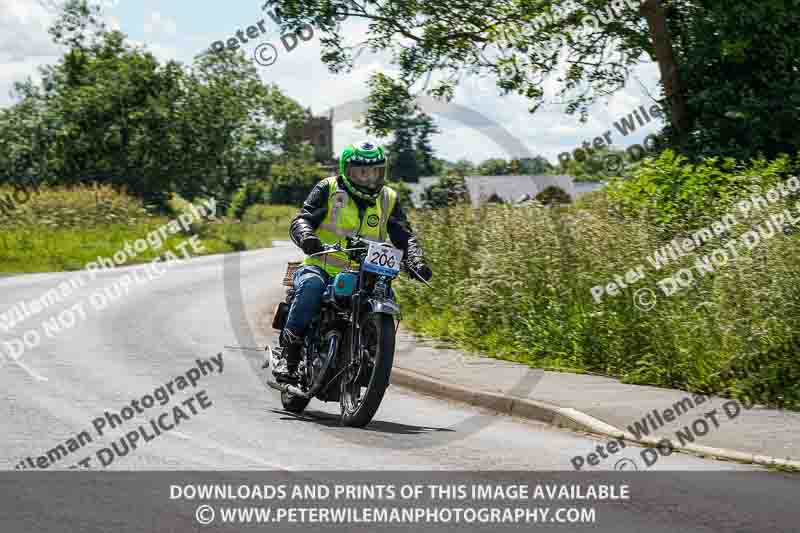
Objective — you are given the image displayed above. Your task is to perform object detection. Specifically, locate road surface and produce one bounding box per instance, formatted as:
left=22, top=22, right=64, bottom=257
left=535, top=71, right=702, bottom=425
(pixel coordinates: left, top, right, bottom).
left=1, top=247, right=798, bottom=532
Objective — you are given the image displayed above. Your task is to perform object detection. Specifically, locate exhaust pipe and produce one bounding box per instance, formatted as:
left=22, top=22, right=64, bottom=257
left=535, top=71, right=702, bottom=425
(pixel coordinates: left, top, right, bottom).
left=267, top=379, right=306, bottom=397
left=267, top=332, right=340, bottom=400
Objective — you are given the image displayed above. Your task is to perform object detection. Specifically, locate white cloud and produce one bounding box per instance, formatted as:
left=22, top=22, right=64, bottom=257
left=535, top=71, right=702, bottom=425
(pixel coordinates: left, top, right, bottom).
left=106, top=15, right=122, bottom=32
left=0, top=0, right=59, bottom=61
left=0, top=1, right=62, bottom=106
left=143, top=11, right=177, bottom=38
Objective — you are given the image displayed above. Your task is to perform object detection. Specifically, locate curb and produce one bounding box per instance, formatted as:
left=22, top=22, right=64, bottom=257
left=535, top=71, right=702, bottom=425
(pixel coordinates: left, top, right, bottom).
left=391, top=366, right=800, bottom=471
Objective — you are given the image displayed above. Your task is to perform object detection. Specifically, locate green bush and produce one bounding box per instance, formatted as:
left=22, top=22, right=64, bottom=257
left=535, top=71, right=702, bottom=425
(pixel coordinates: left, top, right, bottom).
left=228, top=181, right=270, bottom=219
left=535, top=185, right=572, bottom=205
left=268, top=160, right=328, bottom=205
left=198, top=203, right=296, bottom=250
left=606, top=150, right=797, bottom=229
left=386, top=180, right=413, bottom=210
left=422, top=174, right=470, bottom=208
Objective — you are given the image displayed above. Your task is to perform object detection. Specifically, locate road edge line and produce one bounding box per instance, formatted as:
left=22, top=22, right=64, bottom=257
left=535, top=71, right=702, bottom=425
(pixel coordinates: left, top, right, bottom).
left=391, top=366, right=800, bottom=470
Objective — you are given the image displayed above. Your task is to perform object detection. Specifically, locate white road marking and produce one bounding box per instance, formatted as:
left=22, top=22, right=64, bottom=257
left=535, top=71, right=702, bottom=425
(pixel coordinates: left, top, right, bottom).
left=164, top=430, right=292, bottom=470
left=7, top=357, right=48, bottom=381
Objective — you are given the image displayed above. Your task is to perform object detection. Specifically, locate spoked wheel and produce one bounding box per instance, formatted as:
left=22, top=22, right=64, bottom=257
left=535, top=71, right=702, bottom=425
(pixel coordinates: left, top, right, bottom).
left=340, top=313, right=395, bottom=428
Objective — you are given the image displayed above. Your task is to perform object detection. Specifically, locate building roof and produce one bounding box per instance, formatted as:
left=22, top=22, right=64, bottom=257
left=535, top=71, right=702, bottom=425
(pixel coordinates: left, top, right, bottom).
left=407, top=175, right=578, bottom=207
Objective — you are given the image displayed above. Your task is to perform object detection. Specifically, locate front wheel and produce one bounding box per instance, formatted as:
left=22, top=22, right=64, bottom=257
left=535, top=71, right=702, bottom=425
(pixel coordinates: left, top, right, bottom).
left=280, top=353, right=311, bottom=414
left=281, top=390, right=310, bottom=413
left=340, top=313, right=395, bottom=428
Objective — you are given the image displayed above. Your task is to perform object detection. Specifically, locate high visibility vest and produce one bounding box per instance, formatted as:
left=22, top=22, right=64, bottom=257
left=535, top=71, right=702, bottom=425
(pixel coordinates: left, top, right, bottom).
left=303, top=177, right=398, bottom=276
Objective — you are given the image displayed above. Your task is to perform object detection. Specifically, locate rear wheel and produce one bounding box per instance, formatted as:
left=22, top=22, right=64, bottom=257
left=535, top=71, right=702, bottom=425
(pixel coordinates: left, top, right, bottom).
left=340, top=313, right=395, bottom=427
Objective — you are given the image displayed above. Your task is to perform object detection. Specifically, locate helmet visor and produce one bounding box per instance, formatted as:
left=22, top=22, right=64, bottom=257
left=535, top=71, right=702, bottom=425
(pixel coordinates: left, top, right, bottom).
left=346, top=164, right=386, bottom=192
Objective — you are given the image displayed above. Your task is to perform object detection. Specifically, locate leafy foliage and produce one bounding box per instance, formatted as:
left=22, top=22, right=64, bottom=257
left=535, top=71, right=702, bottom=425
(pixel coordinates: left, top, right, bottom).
left=476, top=158, right=514, bottom=176
left=386, top=180, right=414, bottom=210
left=422, top=174, right=470, bottom=208
left=0, top=0, right=306, bottom=209
left=535, top=185, right=572, bottom=205
left=474, top=157, right=556, bottom=176
left=519, top=156, right=555, bottom=175
left=269, top=0, right=800, bottom=167
left=267, top=159, right=329, bottom=205
left=444, top=159, right=476, bottom=177
left=606, top=150, right=798, bottom=228
left=228, top=181, right=271, bottom=219
left=669, top=0, right=800, bottom=161
left=363, top=73, right=439, bottom=182
left=266, top=0, right=648, bottom=120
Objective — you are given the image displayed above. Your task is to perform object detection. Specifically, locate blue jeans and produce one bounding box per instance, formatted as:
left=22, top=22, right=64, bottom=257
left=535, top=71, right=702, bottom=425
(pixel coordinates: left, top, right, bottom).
left=284, top=265, right=330, bottom=337
left=283, top=265, right=397, bottom=340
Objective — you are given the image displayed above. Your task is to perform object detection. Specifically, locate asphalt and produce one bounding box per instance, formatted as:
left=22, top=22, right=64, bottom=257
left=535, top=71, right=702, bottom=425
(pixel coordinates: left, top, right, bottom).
left=1, top=246, right=799, bottom=532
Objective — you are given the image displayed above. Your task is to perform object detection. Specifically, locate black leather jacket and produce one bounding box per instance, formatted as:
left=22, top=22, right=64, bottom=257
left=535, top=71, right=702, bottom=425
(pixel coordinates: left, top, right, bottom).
left=289, top=176, right=426, bottom=265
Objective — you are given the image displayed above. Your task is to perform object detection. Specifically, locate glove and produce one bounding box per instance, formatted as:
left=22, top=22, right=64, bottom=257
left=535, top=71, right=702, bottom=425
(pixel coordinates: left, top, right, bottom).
left=300, top=235, right=324, bottom=256
left=410, top=261, right=433, bottom=282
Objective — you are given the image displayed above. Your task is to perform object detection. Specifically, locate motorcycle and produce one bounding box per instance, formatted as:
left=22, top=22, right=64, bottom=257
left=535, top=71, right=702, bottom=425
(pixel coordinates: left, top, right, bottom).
left=265, top=236, right=430, bottom=428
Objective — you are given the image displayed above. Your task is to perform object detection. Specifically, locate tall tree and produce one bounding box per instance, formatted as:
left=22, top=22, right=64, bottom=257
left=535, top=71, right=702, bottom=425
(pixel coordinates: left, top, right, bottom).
left=388, top=115, right=419, bottom=181
left=363, top=73, right=439, bottom=182
left=0, top=0, right=306, bottom=206
left=519, top=156, right=554, bottom=174
left=476, top=158, right=512, bottom=176
left=415, top=114, right=438, bottom=176
left=266, top=0, right=800, bottom=160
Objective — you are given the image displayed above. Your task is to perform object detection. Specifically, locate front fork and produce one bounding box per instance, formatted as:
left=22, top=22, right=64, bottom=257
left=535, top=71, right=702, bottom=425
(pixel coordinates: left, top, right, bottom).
left=347, top=276, right=401, bottom=384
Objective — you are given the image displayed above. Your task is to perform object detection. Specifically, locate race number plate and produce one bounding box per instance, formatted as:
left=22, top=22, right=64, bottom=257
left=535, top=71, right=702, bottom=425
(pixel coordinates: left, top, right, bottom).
left=363, top=242, right=404, bottom=276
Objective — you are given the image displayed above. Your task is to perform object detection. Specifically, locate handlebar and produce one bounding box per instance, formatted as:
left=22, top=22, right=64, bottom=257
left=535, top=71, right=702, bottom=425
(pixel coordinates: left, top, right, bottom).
left=307, top=242, right=367, bottom=258
left=308, top=238, right=433, bottom=289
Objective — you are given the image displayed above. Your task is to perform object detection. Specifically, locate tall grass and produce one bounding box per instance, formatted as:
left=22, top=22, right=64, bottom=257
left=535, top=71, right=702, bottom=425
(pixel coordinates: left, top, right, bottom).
left=0, top=183, right=152, bottom=229
left=0, top=185, right=295, bottom=272
left=397, top=192, right=800, bottom=408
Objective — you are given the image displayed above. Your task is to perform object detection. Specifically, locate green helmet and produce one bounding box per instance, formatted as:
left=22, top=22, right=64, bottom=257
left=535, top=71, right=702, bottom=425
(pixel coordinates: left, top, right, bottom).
left=339, top=140, right=387, bottom=202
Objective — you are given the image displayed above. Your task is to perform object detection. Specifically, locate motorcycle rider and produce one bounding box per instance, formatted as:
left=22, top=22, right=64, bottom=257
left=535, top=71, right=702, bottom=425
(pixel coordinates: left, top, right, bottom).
left=273, top=140, right=433, bottom=385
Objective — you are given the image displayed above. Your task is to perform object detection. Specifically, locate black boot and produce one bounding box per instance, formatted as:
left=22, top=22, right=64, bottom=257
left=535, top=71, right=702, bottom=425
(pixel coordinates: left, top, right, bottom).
left=273, top=329, right=303, bottom=385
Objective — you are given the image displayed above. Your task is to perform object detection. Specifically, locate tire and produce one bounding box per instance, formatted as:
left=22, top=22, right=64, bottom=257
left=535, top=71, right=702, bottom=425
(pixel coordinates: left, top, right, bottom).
left=340, top=313, right=395, bottom=428
left=281, top=390, right=311, bottom=413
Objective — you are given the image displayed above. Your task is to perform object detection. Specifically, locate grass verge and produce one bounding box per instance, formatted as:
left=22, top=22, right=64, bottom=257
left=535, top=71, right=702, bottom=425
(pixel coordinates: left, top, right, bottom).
left=0, top=185, right=293, bottom=273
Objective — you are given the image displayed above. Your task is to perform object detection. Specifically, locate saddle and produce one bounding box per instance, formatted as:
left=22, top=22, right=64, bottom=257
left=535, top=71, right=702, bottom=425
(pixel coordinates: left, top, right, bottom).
left=272, top=262, right=301, bottom=330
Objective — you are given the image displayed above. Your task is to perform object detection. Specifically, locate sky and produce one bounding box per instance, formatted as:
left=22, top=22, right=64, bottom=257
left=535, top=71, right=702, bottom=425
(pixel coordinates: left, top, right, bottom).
left=0, top=0, right=665, bottom=165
